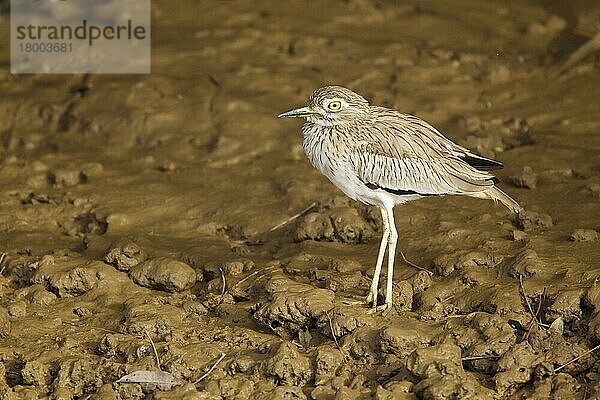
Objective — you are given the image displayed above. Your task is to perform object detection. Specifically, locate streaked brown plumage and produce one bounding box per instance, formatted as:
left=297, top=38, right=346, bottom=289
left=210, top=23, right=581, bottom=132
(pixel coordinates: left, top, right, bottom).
left=279, top=85, right=521, bottom=311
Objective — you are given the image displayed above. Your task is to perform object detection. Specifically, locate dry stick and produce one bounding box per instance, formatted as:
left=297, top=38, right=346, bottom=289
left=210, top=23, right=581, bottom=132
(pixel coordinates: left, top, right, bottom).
left=0, top=253, right=6, bottom=275
left=325, top=310, right=343, bottom=357
left=230, top=265, right=279, bottom=291
left=61, top=321, right=120, bottom=335
left=461, top=355, right=500, bottom=361
left=519, top=275, right=536, bottom=318
left=524, top=292, right=544, bottom=341
left=193, top=352, right=226, bottom=384
left=554, top=343, right=600, bottom=373
left=145, top=330, right=161, bottom=371
left=400, top=251, right=433, bottom=276
left=268, top=202, right=317, bottom=232
left=218, top=267, right=226, bottom=295
left=573, top=27, right=595, bottom=39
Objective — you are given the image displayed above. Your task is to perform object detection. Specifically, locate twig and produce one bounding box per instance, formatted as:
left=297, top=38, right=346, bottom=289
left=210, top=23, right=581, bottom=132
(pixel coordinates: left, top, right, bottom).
left=573, top=27, right=595, bottom=39
left=554, top=343, right=600, bottom=373
left=461, top=355, right=500, bottom=361
left=0, top=253, right=6, bottom=275
left=145, top=330, right=161, bottom=371
left=519, top=275, right=535, bottom=317
left=268, top=202, right=317, bottom=232
left=552, top=30, right=600, bottom=77
left=218, top=267, right=226, bottom=295
left=193, top=352, right=226, bottom=384
left=440, top=295, right=455, bottom=303
left=325, top=310, right=343, bottom=357
left=230, top=265, right=279, bottom=291
left=400, top=251, right=433, bottom=276
left=61, top=321, right=120, bottom=335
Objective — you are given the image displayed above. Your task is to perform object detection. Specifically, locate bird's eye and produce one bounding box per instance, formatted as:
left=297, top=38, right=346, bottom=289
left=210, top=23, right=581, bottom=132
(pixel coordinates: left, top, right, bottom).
left=327, top=100, right=342, bottom=112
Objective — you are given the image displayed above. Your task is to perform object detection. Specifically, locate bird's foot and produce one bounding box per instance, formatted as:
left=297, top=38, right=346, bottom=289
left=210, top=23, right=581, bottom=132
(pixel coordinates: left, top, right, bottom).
left=342, top=292, right=377, bottom=307
left=367, top=302, right=393, bottom=316
left=342, top=298, right=368, bottom=306
left=366, top=291, right=376, bottom=306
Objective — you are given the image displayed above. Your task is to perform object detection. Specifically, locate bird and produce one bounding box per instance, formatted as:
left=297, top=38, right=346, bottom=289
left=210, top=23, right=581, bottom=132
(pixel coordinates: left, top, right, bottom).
left=278, top=85, right=521, bottom=312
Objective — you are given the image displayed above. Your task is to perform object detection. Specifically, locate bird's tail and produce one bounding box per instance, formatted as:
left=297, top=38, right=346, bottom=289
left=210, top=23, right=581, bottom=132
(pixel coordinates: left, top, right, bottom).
left=485, top=186, right=522, bottom=213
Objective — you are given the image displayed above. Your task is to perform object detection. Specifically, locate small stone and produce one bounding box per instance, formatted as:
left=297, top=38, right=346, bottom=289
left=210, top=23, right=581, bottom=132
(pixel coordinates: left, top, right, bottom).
left=129, top=257, right=197, bottom=293
left=571, top=229, right=599, bottom=242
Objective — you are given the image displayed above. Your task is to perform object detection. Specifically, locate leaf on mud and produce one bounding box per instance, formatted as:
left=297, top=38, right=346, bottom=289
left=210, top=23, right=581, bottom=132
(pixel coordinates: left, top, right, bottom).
left=549, top=317, right=564, bottom=335
left=116, top=370, right=184, bottom=391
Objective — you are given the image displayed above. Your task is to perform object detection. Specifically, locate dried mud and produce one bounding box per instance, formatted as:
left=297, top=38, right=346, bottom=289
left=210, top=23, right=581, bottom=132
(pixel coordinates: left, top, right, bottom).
left=1, top=0, right=600, bottom=399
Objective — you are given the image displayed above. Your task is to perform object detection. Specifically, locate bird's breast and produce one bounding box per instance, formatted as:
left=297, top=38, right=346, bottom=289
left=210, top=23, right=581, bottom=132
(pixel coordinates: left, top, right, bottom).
left=302, top=123, right=343, bottom=176
left=302, top=123, right=362, bottom=201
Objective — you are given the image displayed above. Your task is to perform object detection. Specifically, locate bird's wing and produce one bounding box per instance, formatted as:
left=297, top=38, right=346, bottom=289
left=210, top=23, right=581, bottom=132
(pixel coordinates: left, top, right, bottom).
left=399, top=113, right=504, bottom=171
left=348, top=109, right=497, bottom=195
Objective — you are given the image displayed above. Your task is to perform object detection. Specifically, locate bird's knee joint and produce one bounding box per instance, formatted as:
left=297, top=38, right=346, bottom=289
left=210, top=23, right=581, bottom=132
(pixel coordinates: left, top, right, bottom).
left=388, top=231, right=398, bottom=242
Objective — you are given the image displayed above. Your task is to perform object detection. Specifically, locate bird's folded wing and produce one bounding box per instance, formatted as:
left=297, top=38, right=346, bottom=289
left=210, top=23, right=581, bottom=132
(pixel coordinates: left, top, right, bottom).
left=349, top=114, right=496, bottom=195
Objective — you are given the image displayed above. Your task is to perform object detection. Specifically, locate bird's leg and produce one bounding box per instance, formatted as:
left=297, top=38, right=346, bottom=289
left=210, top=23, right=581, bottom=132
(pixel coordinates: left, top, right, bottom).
left=367, top=207, right=389, bottom=307
left=380, top=207, right=398, bottom=313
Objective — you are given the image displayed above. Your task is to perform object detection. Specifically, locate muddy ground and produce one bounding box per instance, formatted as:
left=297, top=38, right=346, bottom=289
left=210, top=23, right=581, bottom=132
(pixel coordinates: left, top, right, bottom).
left=1, top=0, right=600, bottom=399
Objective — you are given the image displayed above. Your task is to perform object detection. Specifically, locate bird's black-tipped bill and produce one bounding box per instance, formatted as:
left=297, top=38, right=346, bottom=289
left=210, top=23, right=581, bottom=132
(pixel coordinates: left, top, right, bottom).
left=277, top=106, right=315, bottom=118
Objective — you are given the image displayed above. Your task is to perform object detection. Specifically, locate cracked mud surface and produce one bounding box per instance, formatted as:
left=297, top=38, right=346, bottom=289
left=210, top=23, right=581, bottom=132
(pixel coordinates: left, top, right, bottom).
left=1, top=0, right=600, bottom=399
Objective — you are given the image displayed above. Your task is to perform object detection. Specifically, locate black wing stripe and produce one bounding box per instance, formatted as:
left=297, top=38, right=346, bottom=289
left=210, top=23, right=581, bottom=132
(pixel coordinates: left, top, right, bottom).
left=364, top=182, right=436, bottom=197
left=460, top=154, right=504, bottom=171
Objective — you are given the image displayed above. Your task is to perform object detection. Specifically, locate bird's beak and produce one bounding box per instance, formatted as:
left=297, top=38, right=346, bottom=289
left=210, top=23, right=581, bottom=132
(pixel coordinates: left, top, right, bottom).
left=278, top=106, right=315, bottom=118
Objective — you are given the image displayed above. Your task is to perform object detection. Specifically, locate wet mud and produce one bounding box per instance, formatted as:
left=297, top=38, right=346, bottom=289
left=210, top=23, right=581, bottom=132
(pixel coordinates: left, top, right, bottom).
left=1, top=0, right=600, bottom=399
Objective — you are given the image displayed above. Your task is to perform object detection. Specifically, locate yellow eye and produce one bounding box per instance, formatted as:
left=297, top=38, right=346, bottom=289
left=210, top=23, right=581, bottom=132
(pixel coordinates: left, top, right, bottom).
left=327, top=100, right=342, bottom=112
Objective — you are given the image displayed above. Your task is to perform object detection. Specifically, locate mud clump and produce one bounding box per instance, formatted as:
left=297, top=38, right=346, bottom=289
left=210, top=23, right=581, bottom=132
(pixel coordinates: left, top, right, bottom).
left=30, top=254, right=109, bottom=297
left=120, top=297, right=186, bottom=339
left=129, top=257, right=197, bottom=293
left=432, top=249, right=500, bottom=277
left=253, top=276, right=334, bottom=338
left=262, top=341, right=313, bottom=386
left=407, top=343, right=497, bottom=399
left=495, top=342, right=543, bottom=396
left=0, top=307, right=10, bottom=338
left=514, top=210, right=554, bottom=231
left=294, top=206, right=375, bottom=243
left=104, top=238, right=148, bottom=271
left=509, top=166, right=538, bottom=189
left=506, top=249, right=546, bottom=278
left=570, top=228, right=599, bottom=242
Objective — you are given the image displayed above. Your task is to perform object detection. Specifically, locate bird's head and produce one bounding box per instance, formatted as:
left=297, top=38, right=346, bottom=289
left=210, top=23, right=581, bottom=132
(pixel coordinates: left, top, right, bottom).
left=278, top=86, right=370, bottom=126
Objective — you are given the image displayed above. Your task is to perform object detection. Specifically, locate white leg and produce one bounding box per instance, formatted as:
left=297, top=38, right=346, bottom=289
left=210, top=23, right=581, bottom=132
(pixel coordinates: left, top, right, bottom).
left=367, top=207, right=389, bottom=307
left=384, top=206, right=398, bottom=310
